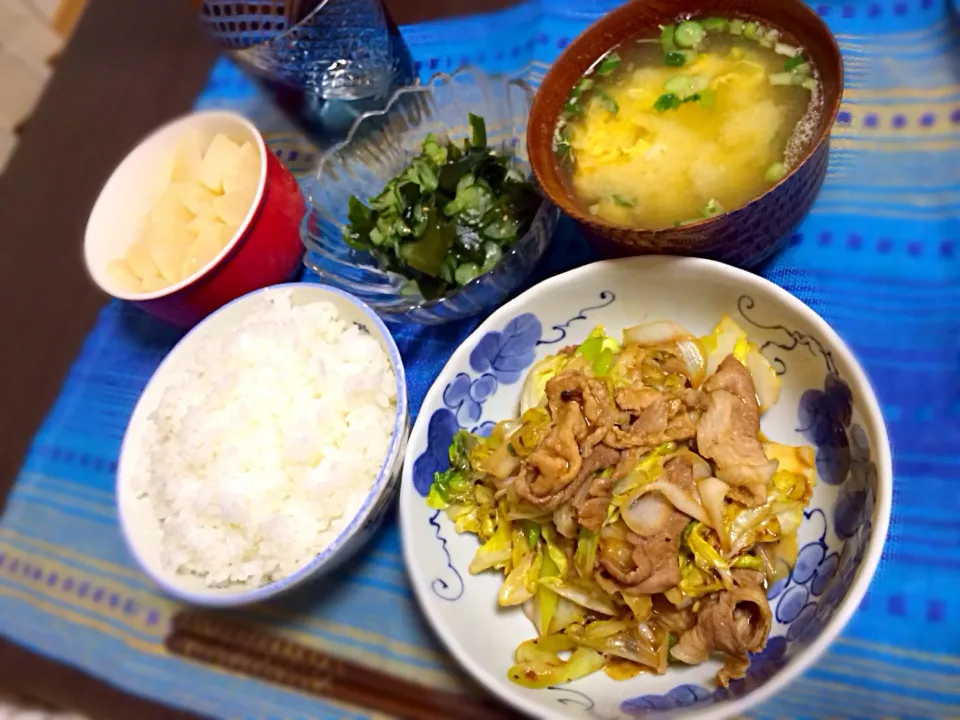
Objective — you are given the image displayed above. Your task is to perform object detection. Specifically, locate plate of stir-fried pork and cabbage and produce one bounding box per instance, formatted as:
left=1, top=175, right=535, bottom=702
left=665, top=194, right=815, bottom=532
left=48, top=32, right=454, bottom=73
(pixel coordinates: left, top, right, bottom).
left=423, top=316, right=817, bottom=689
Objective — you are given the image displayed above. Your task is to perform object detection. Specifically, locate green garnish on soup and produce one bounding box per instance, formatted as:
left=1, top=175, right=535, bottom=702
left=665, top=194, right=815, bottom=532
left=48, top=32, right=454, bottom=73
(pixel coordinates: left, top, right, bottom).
left=553, top=15, right=821, bottom=230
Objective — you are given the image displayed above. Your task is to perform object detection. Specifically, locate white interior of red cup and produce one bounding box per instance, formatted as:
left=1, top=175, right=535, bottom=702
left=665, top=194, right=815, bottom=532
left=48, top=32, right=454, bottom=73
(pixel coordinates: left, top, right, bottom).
left=83, top=110, right=267, bottom=301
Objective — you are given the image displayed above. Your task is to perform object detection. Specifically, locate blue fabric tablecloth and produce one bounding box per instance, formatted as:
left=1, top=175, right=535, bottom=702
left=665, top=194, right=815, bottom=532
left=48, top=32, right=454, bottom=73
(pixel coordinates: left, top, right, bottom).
left=1, top=1, right=958, bottom=718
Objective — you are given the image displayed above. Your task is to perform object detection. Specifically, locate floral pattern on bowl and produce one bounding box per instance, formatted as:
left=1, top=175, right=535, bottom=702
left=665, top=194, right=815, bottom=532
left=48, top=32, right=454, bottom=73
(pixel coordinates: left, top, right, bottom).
left=400, top=257, right=891, bottom=720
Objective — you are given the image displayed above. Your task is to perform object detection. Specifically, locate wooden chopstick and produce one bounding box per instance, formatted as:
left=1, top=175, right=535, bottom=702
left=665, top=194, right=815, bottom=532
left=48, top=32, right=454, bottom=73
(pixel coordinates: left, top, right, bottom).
left=167, top=611, right=522, bottom=720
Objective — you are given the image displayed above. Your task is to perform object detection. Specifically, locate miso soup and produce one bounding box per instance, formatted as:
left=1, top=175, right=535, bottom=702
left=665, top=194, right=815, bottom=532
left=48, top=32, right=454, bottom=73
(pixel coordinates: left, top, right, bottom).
left=554, top=17, right=822, bottom=230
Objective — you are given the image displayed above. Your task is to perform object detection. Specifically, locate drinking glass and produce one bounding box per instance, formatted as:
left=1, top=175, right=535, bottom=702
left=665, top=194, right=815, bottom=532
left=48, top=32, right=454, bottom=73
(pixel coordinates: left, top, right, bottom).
left=199, top=0, right=417, bottom=148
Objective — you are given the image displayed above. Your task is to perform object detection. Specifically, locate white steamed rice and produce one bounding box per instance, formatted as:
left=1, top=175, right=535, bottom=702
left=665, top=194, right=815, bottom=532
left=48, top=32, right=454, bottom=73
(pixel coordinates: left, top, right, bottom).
left=135, top=289, right=397, bottom=588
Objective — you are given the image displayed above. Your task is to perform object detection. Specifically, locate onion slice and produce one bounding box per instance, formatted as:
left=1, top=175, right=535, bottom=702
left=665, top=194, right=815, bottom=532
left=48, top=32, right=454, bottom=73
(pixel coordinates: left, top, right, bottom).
left=626, top=480, right=710, bottom=527
left=676, top=338, right=707, bottom=387
left=623, top=321, right=693, bottom=347
left=696, top=476, right=730, bottom=550
left=622, top=491, right=673, bottom=536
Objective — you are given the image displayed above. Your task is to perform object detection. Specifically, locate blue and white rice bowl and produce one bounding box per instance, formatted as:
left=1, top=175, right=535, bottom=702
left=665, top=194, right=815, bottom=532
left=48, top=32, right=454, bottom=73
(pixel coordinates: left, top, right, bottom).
left=399, top=257, right=890, bottom=720
left=117, top=283, right=409, bottom=607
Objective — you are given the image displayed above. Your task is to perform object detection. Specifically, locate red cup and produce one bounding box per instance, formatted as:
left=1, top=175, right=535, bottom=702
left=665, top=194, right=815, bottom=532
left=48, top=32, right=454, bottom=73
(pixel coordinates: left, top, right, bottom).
left=84, top=110, right=305, bottom=327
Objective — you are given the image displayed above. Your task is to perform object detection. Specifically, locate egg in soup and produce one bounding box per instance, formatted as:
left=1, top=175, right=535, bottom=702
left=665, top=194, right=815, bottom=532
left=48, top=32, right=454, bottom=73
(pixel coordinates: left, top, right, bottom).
left=555, top=17, right=823, bottom=230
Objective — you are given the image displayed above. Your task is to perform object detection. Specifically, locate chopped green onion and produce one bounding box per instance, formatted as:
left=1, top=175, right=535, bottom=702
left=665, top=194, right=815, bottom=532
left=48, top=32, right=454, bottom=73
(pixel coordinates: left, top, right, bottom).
left=765, top=162, right=787, bottom=182
left=612, top=194, right=636, bottom=208
left=653, top=93, right=681, bottom=112
left=743, top=21, right=760, bottom=39
left=783, top=54, right=807, bottom=71
left=701, top=17, right=728, bottom=31
left=597, top=90, right=619, bottom=114
left=664, top=74, right=708, bottom=100
left=702, top=198, right=725, bottom=217
left=729, top=18, right=744, bottom=35
left=660, top=24, right=676, bottom=53
left=573, top=77, right=595, bottom=95
left=731, top=554, right=764, bottom=570
left=765, top=28, right=781, bottom=44
left=801, top=77, right=818, bottom=91
left=775, top=42, right=801, bottom=57
left=596, top=51, right=620, bottom=76
left=698, top=87, right=717, bottom=108
left=563, top=97, right=582, bottom=116
left=769, top=72, right=796, bottom=86
left=675, top=20, right=705, bottom=48
left=790, top=62, right=812, bottom=77
left=664, top=50, right=687, bottom=67
left=455, top=262, right=481, bottom=286
left=524, top=521, right=542, bottom=548
left=594, top=348, right=615, bottom=377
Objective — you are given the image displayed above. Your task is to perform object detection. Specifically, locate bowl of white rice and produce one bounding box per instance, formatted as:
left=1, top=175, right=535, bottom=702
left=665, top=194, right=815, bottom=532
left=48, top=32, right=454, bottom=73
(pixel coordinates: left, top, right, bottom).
left=116, top=283, right=408, bottom=606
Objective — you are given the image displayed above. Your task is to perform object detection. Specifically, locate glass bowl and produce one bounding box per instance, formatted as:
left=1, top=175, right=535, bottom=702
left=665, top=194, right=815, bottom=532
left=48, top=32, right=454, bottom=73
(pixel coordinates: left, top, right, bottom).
left=301, top=66, right=560, bottom=325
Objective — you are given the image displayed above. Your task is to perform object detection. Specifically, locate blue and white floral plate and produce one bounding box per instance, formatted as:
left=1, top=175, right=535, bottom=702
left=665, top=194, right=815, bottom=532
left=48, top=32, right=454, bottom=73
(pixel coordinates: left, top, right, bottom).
left=399, top=257, right=891, bottom=720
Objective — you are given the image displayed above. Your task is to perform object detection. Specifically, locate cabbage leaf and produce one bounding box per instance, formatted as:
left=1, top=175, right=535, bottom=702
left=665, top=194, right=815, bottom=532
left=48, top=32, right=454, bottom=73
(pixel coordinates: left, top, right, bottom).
left=427, top=430, right=477, bottom=509
left=610, top=442, right=674, bottom=508
left=684, top=521, right=733, bottom=590
left=574, top=527, right=600, bottom=578
left=519, top=354, right=570, bottom=414
left=508, top=637, right=606, bottom=689
left=575, top=325, right=622, bottom=377
left=469, top=506, right=512, bottom=574
left=499, top=546, right=541, bottom=606
left=539, top=576, right=619, bottom=615
left=541, top=524, right=570, bottom=578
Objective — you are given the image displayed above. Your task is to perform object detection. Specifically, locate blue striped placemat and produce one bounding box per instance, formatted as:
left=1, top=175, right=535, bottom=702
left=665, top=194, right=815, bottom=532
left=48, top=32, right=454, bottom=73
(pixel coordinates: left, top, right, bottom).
left=0, top=1, right=958, bottom=718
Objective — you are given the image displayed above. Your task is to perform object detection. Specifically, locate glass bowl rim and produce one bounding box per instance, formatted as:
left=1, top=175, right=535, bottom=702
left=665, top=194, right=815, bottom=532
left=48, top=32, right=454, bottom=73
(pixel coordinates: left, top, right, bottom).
left=302, top=64, right=554, bottom=316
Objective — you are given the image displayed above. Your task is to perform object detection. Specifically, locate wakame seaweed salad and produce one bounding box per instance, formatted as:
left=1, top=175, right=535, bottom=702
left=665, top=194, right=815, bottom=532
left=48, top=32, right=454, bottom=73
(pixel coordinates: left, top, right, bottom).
left=342, top=114, right=541, bottom=300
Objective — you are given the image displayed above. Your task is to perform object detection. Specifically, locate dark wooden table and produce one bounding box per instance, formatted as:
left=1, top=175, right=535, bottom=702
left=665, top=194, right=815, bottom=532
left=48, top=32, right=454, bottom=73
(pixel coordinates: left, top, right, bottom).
left=0, top=0, right=513, bottom=717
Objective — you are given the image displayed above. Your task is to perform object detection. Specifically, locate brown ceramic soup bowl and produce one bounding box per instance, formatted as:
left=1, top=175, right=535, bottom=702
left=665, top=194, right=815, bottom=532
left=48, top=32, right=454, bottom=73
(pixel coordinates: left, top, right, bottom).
left=527, top=0, right=843, bottom=268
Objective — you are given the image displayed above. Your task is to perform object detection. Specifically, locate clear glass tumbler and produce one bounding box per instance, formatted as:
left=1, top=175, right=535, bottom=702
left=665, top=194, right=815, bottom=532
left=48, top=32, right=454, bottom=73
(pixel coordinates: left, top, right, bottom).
left=199, top=0, right=417, bottom=148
